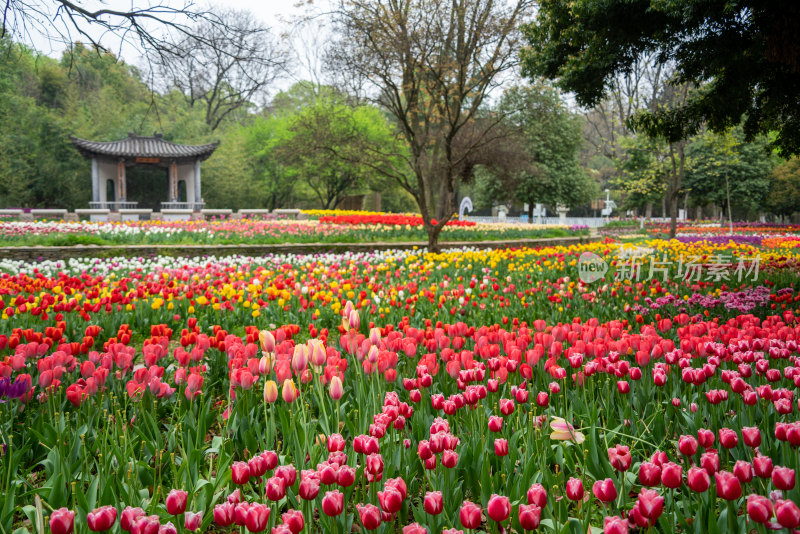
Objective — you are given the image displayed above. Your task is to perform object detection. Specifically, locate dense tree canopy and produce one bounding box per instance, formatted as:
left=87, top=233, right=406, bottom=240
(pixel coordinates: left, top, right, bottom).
left=521, top=1, right=800, bottom=156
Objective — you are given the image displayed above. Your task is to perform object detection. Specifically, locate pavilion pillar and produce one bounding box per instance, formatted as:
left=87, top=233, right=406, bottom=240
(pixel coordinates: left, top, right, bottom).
left=117, top=160, right=126, bottom=201
left=193, top=160, right=202, bottom=207
left=169, top=161, right=178, bottom=203
left=91, top=158, right=99, bottom=203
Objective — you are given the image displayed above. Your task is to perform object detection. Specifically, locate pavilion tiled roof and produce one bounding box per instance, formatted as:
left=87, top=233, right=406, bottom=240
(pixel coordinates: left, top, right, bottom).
left=70, top=133, right=219, bottom=161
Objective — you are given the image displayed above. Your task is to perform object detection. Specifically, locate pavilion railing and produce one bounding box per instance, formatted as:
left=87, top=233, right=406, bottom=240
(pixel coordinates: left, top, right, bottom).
left=89, top=201, right=139, bottom=212
left=160, top=201, right=205, bottom=211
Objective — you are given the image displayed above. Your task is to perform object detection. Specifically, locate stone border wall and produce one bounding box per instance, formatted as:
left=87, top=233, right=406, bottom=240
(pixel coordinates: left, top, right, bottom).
left=0, top=236, right=597, bottom=261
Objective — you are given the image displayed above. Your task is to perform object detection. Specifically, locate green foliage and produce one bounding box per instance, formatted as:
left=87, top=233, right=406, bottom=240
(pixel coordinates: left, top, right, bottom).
left=521, top=1, right=800, bottom=155
left=767, top=158, right=800, bottom=219
left=612, top=135, right=669, bottom=210
left=684, top=127, right=776, bottom=217
left=480, top=84, right=598, bottom=211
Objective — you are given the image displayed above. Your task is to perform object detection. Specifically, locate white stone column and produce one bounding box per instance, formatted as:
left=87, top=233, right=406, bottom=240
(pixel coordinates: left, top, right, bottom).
left=117, top=160, right=126, bottom=201
left=169, top=162, right=178, bottom=202
left=194, top=160, right=202, bottom=207
left=91, top=158, right=99, bottom=204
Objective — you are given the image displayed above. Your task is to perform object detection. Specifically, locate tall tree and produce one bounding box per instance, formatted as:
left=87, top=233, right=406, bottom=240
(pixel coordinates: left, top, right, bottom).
left=767, top=158, right=800, bottom=221
left=156, top=8, right=288, bottom=130
left=521, top=1, right=800, bottom=157
left=328, top=0, right=534, bottom=250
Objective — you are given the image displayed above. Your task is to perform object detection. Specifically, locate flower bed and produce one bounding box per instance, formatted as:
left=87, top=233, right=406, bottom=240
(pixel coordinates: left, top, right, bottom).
left=0, top=241, right=799, bottom=533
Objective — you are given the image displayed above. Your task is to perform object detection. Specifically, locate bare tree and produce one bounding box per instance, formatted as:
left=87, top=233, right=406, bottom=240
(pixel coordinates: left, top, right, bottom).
left=328, top=0, right=534, bottom=250
left=155, top=8, right=288, bottom=130
left=1, top=0, right=211, bottom=59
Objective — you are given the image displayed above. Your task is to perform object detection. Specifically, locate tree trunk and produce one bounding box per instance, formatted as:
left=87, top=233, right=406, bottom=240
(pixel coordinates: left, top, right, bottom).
left=527, top=202, right=534, bottom=224
left=645, top=202, right=653, bottom=219
left=426, top=223, right=444, bottom=253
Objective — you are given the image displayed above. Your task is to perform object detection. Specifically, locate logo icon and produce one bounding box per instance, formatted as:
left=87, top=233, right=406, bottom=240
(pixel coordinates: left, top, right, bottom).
left=578, top=252, right=608, bottom=284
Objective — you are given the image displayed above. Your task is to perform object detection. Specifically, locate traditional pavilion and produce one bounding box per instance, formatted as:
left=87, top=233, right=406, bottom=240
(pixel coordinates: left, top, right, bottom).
left=71, top=133, right=219, bottom=211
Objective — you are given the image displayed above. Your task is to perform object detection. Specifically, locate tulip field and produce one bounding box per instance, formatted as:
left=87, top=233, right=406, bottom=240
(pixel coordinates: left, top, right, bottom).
left=2, top=237, right=800, bottom=533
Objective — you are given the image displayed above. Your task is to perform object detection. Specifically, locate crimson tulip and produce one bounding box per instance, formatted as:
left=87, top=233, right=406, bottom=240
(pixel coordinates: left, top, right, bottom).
left=678, top=435, right=698, bottom=456
left=281, top=510, right=304, bottom=534
left=660, top=462, right=683, bottom=488
left=459, top=501, right=482, bottom=529
left=697, top=428, right=715, bottom=448
left=424, top=491, right=443, bottom=515
left=184, top=511, right=202, bottom=532
left=488, top=415, right=503, bottom=432
left=635, top=489, right=664, bottom=522
left=244, top=504, right=269, bottom=533
left=165, top=489, right=188, bottom=516
left=337, top=465, right=355, bottom=487
left=742, top=426, right=761, bottom=447
left=50, top=508, right=75, bottom=534
left=120, top=507, right=145, bottom=532
left=603, top=515, right=628, bottom=534
left=566, top=477, right=584, bottom=501
left=487, top=494, right=510, bottom=522
left=442, top=449, right=458, bottom=468
left=87, top=506, right=117, bottom=532
left=322, top=490, right=344, bottom=516
left=536, top=392, right=549, bottom=407
left=753, top=455, right=773, bottom=478
left=592, top=478, right=618, bottom=503
left=714, top=471, right=742, bottom=500
left=356, top=503, right=382, bottom=530
left=733, top=460, right=753, bottom=483
left=298, top=477, right=320, bottom=500
left=686, top=467, right=710, bottom=492
left=772, top=466, right=796, bottom=490
left=776, top=499, right=800, bottom=529
left=378, top=487, right=403, bottom=514
left=494, top=438, right=509, bottom=457
left=266, top=475, right=286, bottom=501
left=718, top=428, right=738, bottom=449
left=526, top=483, right=547, bottom=508
left=518, top=503, right=541, bottom=530
left=231, top=462, right=251, bottom=485
left=213, top=503, right=235, bottom=527
left=608, top=444, right=632, bottom=472
left=746, top=494, right=773, bottom=524
left=276, top=465, right=297, bottom=487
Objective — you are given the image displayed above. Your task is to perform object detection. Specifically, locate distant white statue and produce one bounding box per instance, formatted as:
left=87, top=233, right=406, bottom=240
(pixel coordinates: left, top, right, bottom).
left=459, top=197, right=473, bottom=219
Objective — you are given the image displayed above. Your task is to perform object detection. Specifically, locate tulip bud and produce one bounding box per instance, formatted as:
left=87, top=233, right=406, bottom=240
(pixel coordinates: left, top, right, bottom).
left=527, top=483, right=547, bottom=507
left=494, top=438, right=509, bottom=457
left=184, top=511, right=202, bottom=532
left=661, top=462, right=683, bottom=489
left=424, top=491, right=443, bottom=515
left=165, top=489, right=188, bottom=516
left=746, top=494, right=773, bottom=524
left=686, top=466, right=710, bottom=493
left=519, top=503, right=541, bottom=530
left=87, top=505, right=118, bottom=532
left=592, top=478, right=618, bottom=503
left=566, top=477, right=584, bottom=501
left=282, top=379, right=298, bottom=403
left=329, top=376, right=344, bottom=400
left=263, top=380, right=278, bottom=403
left=486, top=494, right=510, bottom=523
left=356, top=503, right=382, bottom=530
left=459, top=501, right=482, bottom=529
left=322, top=490, right=344, bottom=516
left=259, top=330, right=275, bottom=353
left=776, top=499, right=800, bottom=529
left=772, top=466, right=796, bottom=491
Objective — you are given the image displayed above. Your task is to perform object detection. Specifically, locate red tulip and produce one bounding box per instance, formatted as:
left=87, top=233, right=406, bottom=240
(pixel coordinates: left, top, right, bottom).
left=616, top=381, right=630, bottom=394
left=718, top=428, right=738, bottom=449
left=184, top=511, right=202, bottom=532
left=494, top=438, right=509, bottom=457
left=487, top=494, right=510, bottom=523
left=776, top=499, right=800, bottom=529
left=276, top=465, right=297, bottom=487
left=686, top=467, right=710, bottom=492
left=132, top=514, right=160, bottom=534
left=49, top=508, right=75, bottom=534
left=442, top=449, right=458, bottom=468
left=566, top=478, right=584, bottom=501
left=700, top=451, right=719, bottom=475
left=635, top=489, right=664, bottom=522
left=327, top=434, right=346, bottom=452
left=638, top=461, right=661, bottom=487
left=753, top=455, right=773, bottom=478
left=772, top=466, right=796, bottom=490
left=488, top=415, right=503, bottom=432
left=87, top=506, right=117, bottom=532
left=424, top=491, right=443, bottom=515
left=243, top=504, right=269, bottom=533
left=233, top=503, right=250, bottom=527
left=608, top=444, right=632, bottom=472
left=603, top=515, right=628, bottom=534
left=266, top=475, right=286, bottom=501
left=459, top=501, right=482, bottom=529
left=733, top=460, right=753, bottom=483
left=678, top=435, right=698, bottom=456
left=536, top=392, right=549, bottom=407
left=697, top=428, right=714, bottom=448
left=282, top=510, right=304, bottom=534
left=248, top=454, right=268, bottom=478
left=418, top=440, right=432, bottom=460
left=337, top=465, right=355, bottom=487
left=120, top=507, right=145, bottom=532
left=499, top=398, right=515, bottom=415
left=356, top=503, right=382, bottom=530
left=746, top=494, right=773, bottom=524
left=165, top=489, right=188, bottom=516
left=518, top=503, right=541, bottom=530
left=592, top=478, right=618, bottom=503
left=321, top=490, right=344, bottom=516
left=213, top=503, right=235, bottom=527
left=660, top=462, right=683, bottom=489
left=386, top=477, right=408, bottom=500
left=526, top=483, right=547, bottom=508
left=231, top=462, right=251, bottom=485
left=159, top=522, right=177, bottom=534
left=378, top=487, right=403, bottom=514
left=714, top=471, right=742, bottom=500
left=742, top=427, right=761, bottom=447
left=402, top=524, right=427, bottom=534
left=298, top=477, right=320, bottom=500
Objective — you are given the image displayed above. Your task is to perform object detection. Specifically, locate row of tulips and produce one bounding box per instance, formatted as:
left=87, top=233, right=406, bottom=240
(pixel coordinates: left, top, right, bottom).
left=1, top=294, right=800, bottom=532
